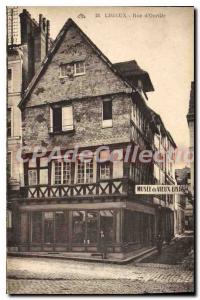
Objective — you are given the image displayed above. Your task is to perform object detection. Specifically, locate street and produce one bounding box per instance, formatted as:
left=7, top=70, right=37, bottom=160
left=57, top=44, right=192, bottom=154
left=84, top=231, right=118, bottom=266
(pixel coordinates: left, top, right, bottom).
left=7, top=234, right=194, bottom=295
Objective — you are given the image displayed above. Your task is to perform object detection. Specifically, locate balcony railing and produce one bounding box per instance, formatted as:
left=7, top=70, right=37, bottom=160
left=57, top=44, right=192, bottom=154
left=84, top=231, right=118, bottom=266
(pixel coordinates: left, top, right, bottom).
left=20, top=178, right=134, bottom=200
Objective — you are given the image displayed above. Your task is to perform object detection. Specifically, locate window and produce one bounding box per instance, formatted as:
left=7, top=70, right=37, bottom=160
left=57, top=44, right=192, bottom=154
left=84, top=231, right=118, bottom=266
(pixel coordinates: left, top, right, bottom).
left=7, top=210, right=12, bottom=228
left=8, top=68, right=12, bottom=92
left=102, top=100, right=112, bottom=128
left=44, top=212, right=54, bottom=244
left=7, top=108, right=12, bottom=137
left=72, top=211, right=86, bottom=243
left=100, top=210, right=114, bottom=242
left=39, top=169, right=48, bottom=185
left=60, top=61, right=85, bottom=78
left=77, top=160, right=93, bottom=184
left=28, top=169, right=37, bottom=185
left=50, top=105, right=74, bottom=133
left=55, top=211, right=68, bottom=243
left=74, top=61, right=85, bottom=75
left=100, top=162, right=110, bottom=179
left=31, top=212, right=42, bottom=243
left=7, top=152, right=12, bottom=178
left=60, top=64, right=74, bottom=77
left=53, top=160, right=71, bottom=185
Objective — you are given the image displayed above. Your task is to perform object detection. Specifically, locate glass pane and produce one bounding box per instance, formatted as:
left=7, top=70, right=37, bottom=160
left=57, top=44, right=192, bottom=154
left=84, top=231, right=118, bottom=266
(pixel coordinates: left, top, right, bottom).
left=63, top=162, right=71, bottom=184
left=85, top=160, right=93, bottom=183
left=100, top=210, right=114, bottom=243
left=55, top=211, right=68, bottom=243
left=44, top=212, right=54, bottom=244
left=32, top=212, right=42, bottom=243
left=87, top=211, right=98, bottom=244
left=72, top=211, right=86, bottom=243
left=28, top=170, right=37, bottom=185
left=100, top=162, right=110, bottom=179
left=103, top=101, right=112, bottom=120
left=77, top=161, right=84, bottom=183
left=54, top=161, right=62, bottom=184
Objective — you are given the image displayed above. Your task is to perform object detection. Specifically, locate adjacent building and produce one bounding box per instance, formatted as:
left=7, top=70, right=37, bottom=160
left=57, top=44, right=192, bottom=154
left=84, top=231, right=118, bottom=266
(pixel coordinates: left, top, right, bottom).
left=7, top=8, right=52, bottom=246
left=15, top=18, right=177, bottom=257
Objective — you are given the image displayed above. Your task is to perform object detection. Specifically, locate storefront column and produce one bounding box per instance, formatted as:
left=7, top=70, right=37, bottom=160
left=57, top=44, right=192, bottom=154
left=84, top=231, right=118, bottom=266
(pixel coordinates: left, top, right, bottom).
left=68, top=210, right=72, bottom=251
left=116, top=209, right=122, bottom=244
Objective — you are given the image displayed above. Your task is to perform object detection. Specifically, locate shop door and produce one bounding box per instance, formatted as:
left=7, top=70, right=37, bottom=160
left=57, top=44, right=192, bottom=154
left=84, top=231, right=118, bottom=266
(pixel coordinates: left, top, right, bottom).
left=44, top=212, right=54, bottom=244
left=72, top=211, right=98, bottom=248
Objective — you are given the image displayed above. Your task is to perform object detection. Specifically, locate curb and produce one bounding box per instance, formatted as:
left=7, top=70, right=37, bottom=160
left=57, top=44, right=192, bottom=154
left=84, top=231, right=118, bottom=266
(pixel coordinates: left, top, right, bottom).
left=8, top=247, right=156, bottom=265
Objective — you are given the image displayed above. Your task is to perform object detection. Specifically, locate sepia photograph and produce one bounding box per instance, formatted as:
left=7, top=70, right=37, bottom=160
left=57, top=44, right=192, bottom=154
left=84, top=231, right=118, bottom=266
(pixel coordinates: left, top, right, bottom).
left=6, top=6, right=194, bottom=295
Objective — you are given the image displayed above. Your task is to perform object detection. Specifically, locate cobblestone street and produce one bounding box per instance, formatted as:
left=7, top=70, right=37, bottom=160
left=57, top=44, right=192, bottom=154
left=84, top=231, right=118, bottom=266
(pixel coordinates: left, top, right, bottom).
left=7, top=234, right=194, bottom=295
left=7, top=255, right=194, bottom=293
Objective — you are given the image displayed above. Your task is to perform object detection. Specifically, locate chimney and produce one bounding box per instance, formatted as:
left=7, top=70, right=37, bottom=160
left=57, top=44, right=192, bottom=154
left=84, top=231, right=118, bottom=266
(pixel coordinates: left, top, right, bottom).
left=46, top=20, right=50, bottom=54
left=42, top=17, right=46, bottom=32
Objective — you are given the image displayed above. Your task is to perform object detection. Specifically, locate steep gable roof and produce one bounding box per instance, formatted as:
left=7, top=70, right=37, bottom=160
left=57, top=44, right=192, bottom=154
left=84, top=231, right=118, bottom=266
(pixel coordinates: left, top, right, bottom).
left=18, top=18, right=132, bottom=110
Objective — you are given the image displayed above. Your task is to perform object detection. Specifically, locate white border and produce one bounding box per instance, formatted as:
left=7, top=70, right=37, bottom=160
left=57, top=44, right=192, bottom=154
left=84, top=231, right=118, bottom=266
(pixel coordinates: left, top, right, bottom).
left=1, top=1, right=198, bottom=299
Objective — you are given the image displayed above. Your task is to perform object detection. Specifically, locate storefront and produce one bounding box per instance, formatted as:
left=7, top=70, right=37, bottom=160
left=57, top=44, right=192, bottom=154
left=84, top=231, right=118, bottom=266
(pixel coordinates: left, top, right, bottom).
left=19, top=208, right=121, bottom=253
left=19, top=204, right=157, bottom=254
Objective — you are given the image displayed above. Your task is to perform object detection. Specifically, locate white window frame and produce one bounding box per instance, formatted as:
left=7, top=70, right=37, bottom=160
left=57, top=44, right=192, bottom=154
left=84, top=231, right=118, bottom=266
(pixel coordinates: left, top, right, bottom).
left=76, top=159, right=94, bottom=184
left=7, top=67, right=13, bottom=93
left=74, top=61, right=85, bottom=76
left=49, top=105, right=74, bottom=133
left=59, top=61, right=85, bottom=78
left=52, top=160, right=71, bottom=185
left=28, top=169, right=37, bottom=186
left=100, top=162, right=110, bottom=180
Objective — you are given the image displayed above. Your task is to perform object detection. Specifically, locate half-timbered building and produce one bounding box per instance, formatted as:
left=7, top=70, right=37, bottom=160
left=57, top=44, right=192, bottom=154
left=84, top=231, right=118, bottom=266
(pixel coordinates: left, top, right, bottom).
left=17, top=18, right=176, bottom=258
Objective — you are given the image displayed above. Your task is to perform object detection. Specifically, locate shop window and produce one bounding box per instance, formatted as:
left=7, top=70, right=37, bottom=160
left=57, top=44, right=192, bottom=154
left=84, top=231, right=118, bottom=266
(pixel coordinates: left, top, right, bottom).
left=77, top=160, right=93, bottom=184
left=72, top=211, right=86, bottom=243
left=31, top=212, right=42, bottom=243
left=102, top=100, right=112, bottom=128
left=100, top=210, right=114, bottom=242
left=87, top=212, right=98, bottom=244
left=44, top=212, right=54, bottom=244
left=28, top=169, right=37, bottom=185
left=55, top=211, right=68, bottom=243
left=50, top=105, right=74, bottom=133
left=100, top=162, right=110, bottom=179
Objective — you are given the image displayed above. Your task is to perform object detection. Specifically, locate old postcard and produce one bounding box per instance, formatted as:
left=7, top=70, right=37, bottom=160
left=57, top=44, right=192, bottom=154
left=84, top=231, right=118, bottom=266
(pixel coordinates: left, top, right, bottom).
left=6, top=6, right=194, bottom=295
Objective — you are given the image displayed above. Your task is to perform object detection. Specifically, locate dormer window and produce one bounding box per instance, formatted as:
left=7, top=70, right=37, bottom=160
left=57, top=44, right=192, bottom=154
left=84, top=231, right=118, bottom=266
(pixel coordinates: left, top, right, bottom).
left=60, top=61, right=85, bottom=78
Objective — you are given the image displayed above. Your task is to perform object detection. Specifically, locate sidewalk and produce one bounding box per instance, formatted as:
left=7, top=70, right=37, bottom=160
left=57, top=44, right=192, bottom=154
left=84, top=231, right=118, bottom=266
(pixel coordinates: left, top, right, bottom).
left=8, top=246, right=156, bottom=265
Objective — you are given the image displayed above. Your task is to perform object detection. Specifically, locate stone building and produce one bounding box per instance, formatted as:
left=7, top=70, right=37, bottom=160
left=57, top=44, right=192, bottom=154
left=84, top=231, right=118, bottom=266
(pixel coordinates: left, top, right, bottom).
left=185, top=81, right=194, bottom=230
left=16, top=18, right=176, bottom=257
left=7, top=8, right=52, bottom=246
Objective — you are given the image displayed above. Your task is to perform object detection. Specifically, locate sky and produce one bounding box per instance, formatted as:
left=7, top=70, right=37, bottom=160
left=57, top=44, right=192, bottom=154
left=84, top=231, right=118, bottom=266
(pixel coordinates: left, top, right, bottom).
left=20, top=6, right=194, bottom=166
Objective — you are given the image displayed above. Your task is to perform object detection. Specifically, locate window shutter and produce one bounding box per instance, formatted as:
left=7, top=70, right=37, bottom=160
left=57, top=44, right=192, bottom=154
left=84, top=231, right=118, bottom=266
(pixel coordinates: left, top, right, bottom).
left=62, top=106, right=73, bottom=131
left=49, top=106, right=53, bottom=132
